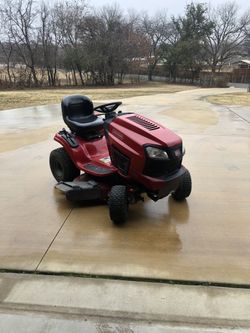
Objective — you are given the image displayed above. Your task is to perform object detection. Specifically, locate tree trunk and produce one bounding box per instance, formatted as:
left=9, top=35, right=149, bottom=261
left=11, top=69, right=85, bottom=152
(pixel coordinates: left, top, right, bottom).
left=30, top=65, right=39, bottom=86
left=148, top=65, right=153, bottom=81
left=76, top=63, right=84, bottom=85
left=72, top=68, right=78, bottom=85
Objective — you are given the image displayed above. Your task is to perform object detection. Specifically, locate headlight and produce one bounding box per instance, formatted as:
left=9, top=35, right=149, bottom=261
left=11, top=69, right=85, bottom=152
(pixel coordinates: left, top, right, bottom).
left=173, top=146, right=185, bottom=158
left=145, top=146, right=169, bottom=160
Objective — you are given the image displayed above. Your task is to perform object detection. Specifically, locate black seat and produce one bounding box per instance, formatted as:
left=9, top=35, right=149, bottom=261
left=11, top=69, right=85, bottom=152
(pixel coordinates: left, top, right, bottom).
left=61, top=95, right=104, bottom=138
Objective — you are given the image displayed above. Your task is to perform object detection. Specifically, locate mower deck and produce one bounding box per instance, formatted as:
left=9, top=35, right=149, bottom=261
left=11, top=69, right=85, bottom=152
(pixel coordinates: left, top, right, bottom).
left=55, top=177, right=102, bottom=202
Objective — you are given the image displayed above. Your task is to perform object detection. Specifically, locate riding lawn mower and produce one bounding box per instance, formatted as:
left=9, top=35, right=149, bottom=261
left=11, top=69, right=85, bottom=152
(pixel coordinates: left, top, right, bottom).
left=49, top=95, right=192, bottom=225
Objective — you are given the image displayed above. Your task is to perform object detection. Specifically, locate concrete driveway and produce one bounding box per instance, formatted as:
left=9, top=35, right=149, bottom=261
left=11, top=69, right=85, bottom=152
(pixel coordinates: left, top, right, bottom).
left=1, top=87, right=250, bottom=331
left=0, top=87, right=250, bottom=285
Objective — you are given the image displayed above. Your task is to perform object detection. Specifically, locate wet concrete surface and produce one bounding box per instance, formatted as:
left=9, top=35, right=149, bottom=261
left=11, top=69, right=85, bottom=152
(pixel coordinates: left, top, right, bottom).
left=1, top=87, right=250, bottom=284
left=0, top=104, right=61, bottom=152
left=2, top=273, right=250, bottom=331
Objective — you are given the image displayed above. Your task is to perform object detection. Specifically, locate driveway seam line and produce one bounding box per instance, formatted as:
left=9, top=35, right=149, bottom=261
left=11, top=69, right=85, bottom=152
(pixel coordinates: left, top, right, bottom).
left=225, top=106, right=250, bottom=123
left=1, top=270, right=250, bottom=290
left=34, top=208, right=74, bottom=271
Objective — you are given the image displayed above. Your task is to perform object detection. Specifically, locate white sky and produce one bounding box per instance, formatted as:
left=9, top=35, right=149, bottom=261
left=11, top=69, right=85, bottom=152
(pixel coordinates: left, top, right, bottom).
left=87, top=0, right=249, bottom=16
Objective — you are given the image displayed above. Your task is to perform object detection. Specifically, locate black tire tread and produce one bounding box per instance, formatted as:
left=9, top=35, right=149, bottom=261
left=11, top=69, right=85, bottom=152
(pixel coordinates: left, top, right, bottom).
left=49, top=148, right=80, bottom=182
left=172, top=170, right=192, bottom=201
left=109, top=185, right=128, bottom=225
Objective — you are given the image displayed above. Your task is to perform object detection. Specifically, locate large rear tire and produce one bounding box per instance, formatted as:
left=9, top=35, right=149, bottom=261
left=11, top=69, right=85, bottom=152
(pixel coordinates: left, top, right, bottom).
left=49, top=148, right=80, bottom=182
left=109, top=185, right=128, bottom=225
left=172, top=170, right=192, bottom=201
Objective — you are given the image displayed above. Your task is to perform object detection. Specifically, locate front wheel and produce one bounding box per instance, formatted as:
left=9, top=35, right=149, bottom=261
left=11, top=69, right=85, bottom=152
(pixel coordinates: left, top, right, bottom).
left=108, top=185, right=128, bottom=225
left=49, top=148, right=80, bottom=182
left=172, top=170, right=192, bottom=201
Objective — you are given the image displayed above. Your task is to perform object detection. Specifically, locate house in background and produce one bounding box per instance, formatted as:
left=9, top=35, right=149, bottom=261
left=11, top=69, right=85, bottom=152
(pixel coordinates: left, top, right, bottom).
left=236, top=59, right=250, bottom=69
left=230, top=59, right=250, bottom=83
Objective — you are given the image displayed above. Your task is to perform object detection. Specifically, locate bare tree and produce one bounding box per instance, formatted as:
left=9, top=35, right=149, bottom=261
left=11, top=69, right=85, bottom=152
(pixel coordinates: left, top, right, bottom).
left=94, top=5, right=128, bottom=85
left=1, top=0, right=40, bottom=86
left=82, top=5, right=145, bottom=85
left=54, top=0, right=89, bottom=85
left=0, top=39, right=14, bottom=85
left=204, top=2, right=250, bottom=73
left=39, top=3, right=60, bottom=86
left=243, top=30, right=250, bottom=57
left=119, top=12, right=149, bottom=83
left=140, top=12, right=170, bottom=80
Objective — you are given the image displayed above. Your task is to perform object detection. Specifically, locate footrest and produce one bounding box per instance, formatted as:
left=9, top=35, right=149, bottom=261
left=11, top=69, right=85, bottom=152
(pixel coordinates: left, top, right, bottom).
left=83, top=163, right=115, bottom=175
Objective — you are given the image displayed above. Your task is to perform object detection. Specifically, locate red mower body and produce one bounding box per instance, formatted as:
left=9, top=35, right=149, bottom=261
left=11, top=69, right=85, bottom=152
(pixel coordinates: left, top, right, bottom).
left=50, top=96, right=191, bottom=224
left=54, top=111, right=186, bottom=197
left=105, top=113, right=184, bottom=192
left=54, top=133, right=117, bottom=176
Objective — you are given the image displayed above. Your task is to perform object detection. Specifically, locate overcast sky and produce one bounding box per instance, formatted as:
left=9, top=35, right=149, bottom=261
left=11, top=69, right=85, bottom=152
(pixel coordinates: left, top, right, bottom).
left=87, top=0, right=249, bottom=16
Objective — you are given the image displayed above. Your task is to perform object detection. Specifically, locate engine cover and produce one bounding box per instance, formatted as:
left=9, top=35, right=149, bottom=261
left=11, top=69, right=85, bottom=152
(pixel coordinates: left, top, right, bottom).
left=105, top=113, right=183, bottom=191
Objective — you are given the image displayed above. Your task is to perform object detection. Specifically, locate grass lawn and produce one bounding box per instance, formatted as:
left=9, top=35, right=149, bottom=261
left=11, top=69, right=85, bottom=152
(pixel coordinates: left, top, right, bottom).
left=207, top=92, right=250, bottom=106
left=0, top=82, right=195, bottom=111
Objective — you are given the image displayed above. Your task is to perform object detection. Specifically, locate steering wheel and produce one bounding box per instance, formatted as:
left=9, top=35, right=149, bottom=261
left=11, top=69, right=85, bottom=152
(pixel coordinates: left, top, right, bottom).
left=94, top=101, right=122, bottom=114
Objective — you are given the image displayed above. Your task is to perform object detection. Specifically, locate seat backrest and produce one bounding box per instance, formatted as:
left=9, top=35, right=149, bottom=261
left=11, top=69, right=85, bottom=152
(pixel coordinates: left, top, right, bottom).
left=61, top=95, right=93, bottom=122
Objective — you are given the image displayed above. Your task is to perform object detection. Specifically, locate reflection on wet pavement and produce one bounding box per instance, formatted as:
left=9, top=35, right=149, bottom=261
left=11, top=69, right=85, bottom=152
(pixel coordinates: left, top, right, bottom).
left=0, top=104, right=62, bottom=152
left=0, top=104, right=61, bottom=133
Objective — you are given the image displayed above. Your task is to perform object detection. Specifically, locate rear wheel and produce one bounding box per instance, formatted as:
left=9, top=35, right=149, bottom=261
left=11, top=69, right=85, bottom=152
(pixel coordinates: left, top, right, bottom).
left=49, top=148, right=80, bottom=182
left=109, top=185, right=128, bottom=225
left=172, top=170, right=192, bottom=201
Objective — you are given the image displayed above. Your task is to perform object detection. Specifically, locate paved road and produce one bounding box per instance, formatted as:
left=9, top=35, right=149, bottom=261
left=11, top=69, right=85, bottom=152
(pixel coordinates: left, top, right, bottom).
left=0, top=87, right=250, bottom=285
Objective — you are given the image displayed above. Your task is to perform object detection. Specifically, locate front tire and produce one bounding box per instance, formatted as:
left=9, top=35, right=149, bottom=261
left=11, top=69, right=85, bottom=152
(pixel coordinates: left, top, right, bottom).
left=172, top=170, right=192, bottom=201
left=109, top=185, right=128, bottom=225
left=49, top=148, right=80, bottom=182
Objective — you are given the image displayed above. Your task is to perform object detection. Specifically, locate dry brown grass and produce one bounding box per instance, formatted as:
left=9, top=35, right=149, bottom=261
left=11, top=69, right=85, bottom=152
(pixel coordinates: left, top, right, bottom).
left=207, top=92, right=250, bottom=106
left=0, top=82, right=195, bottom=111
